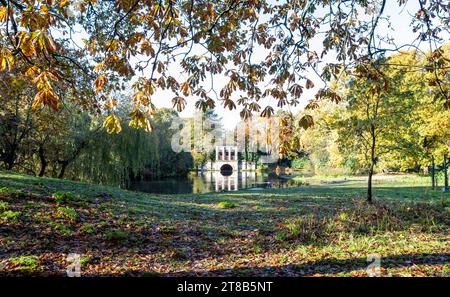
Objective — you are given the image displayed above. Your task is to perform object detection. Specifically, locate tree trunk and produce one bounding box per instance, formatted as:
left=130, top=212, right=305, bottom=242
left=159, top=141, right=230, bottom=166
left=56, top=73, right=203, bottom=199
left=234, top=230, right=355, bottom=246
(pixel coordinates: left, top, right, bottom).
left=367, top=124, right=376, bottom=203
left=4, top=151, right=15, bottom=170
left=3, top=143, right=18, bottom=170
left=431, top=155, right=435, bottom=190
left=38, top=146, right=47, bottom=177
left=58, top=161, right=68, bottom=179
left=444, top=155, right=448, bottom=190
left=56, top=140, right=88, bottom=179
left=368, top=163, right=374, bottom=203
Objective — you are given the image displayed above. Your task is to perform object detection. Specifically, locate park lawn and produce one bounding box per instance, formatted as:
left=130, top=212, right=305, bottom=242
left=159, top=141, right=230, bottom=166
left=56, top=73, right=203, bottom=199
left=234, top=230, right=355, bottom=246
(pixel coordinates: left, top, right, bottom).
left=0, top=171, right=449, bottom=276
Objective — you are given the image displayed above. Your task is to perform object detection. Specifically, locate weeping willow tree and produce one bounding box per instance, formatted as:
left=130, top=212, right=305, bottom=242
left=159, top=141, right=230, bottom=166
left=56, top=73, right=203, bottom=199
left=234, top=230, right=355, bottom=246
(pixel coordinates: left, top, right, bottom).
left=67, top=119, right=157, bottom=186
left=67, top=108, right=191, bottom=186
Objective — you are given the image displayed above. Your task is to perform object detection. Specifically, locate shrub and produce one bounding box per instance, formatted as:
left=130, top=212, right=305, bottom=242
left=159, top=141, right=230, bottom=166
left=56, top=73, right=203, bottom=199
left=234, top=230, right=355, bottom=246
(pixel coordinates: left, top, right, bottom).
left=52, top=191, right=78, bottom=205
left=338, top=212, right=349, bottom=221
left=56, top=207, right=77, bottom=221
left=0, top=201, right=9, bottom=211
left=0, top=210, right=21, bottom=222
left=80, top=256, right=91, bottom=267
left=105, top=230, right=129, bottom=241
left=218, top=201, right=236, bottom=209
left=49, top=222, right=73, bottom=235
left=278, top=214, right=327, bottom=243
left=9, top=255, right=39, bottom=270
left=0, top=187, right=15, bottom=193
left=339, top=201, right=404, bottom=234
left=0, top=187, right=27, bottom=198
left=80, top=223, right=97, bottom=234
left=158, top=225, right=176, bottom=234
left=291, top=157, right=309, bottom=169
left=291, top=157, right=315, bottom=174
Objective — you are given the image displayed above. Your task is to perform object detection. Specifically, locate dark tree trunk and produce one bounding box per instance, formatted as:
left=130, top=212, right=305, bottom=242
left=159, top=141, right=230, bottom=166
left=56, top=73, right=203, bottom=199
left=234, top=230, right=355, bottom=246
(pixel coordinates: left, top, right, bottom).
left=3, top=142, right=18, bottom=170
left=431, top=156, right=436, bottom=190
left=368, top=163, right=374, bottom=203
left=367, top=124, right=376, bottom=203
left=38, top=146, right=47, bottom=177
left=58, top=160, right=69, bottom=179
left=444, top=155, right=448, bottom=190
left=4, top=151, right=15, bottom=170
left=5, top=159, right=14, bottom=170
left=56, top=140, right=89, bottom=179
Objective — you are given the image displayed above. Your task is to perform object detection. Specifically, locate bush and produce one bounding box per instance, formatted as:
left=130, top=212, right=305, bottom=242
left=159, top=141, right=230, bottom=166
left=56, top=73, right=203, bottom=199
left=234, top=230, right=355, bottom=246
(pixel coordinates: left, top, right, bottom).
left=291, top=157, right=308, bottom=169
left=105, top=230, right=129, bottom=241
left=49, top=222, right=73, bottom=235
left=158, top=225, right=176, bottom=234
left=80, top=256, right=92, bottom=267
left=0, top=210, right=21, bottom=222
left=218, top=201, right=236, bottom=209
left=279, top=214, right=327, bottom=243
left=8, top=255, right=39, bottom=270
left=56, top=206, right=77, bottom=221
left=337, top=201, right=404, bottom=234
left=0, top=187, right=15, bottom=193
left=0, top=187, right=27, bottom=198
left=52, top=191, right=78, bottom=205
left=0, top=201, right=9, bottom=211
left=80, top=223, right=97, bottom=234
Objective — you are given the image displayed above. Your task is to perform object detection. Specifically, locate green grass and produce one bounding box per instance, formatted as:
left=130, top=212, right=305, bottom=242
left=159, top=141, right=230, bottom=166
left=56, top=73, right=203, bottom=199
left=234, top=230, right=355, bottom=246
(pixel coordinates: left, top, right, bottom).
left=8, top=256, right=40, bottom=271
left=217, top=201, right=237, bottom=209
left=55, top=206, right=78, bottom=221
left=0, top=201, right=9, bottom=211
left=104, top=230, right=130, bottom=241
left=0, top=170, right=448, bottom=276
left=0, top=210, right=21, bottom=223
left=80, top=223, right=97, bottom=234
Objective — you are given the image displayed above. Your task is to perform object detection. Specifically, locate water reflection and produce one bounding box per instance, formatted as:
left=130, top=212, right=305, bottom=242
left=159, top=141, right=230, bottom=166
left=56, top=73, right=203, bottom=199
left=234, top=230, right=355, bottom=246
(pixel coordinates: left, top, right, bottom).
left=129, top=171, right=303, bottom=194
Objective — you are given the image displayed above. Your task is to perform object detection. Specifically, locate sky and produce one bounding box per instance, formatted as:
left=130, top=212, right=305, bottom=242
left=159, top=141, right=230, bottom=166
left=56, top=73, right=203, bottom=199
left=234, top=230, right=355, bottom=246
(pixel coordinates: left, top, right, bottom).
left=66, top=1, right=448, bottom=131
left=145, top=0, right=442, bottom=130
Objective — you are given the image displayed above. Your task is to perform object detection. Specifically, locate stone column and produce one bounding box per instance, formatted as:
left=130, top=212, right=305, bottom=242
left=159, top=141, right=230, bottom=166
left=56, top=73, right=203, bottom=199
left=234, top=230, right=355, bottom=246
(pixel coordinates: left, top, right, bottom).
left=215, top=146, right=219, bottom=161
left=228, top=147, right=232, bottom=160
left=235, top=147, right=238, bottom=160
left=222, top=146, right=225, bottom=161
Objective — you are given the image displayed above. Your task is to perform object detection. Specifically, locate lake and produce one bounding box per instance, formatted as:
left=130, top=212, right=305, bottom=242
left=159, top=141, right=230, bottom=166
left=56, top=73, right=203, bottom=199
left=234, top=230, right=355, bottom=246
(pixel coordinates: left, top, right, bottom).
left=128, top=171, right=304, bottom=194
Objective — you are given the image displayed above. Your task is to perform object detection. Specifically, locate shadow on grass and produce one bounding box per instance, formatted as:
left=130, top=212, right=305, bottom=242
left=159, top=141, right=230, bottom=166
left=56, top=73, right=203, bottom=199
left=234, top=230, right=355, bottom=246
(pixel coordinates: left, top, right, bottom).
left=2, top=252, right=447, bottom=276
left=149, top=252, right=450, bottom=277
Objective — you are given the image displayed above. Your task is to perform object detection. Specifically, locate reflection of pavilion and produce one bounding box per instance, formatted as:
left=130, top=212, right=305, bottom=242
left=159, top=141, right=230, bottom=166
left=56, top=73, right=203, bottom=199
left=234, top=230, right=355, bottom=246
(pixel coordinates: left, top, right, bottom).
left=201, top=171, right=257, bottom=192
left=202, top=145, right=256, bottom=173
left=214, top=172, right=238, bottom=191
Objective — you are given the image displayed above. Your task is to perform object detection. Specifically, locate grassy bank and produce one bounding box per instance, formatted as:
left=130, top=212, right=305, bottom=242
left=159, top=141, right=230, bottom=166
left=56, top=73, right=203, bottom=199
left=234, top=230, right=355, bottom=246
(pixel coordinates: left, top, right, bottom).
left=0, top=171, right=449, bottom=276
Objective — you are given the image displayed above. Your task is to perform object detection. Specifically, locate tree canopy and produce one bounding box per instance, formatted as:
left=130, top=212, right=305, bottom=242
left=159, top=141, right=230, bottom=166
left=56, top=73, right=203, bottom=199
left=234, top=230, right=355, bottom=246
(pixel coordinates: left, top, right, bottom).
left=0, top=0, right=448, bottom=131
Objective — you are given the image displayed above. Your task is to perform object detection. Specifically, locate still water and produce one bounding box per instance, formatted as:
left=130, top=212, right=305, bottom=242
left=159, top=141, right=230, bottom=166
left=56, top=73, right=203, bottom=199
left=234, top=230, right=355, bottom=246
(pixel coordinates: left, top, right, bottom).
left=128, top=171, right=303, bottom=194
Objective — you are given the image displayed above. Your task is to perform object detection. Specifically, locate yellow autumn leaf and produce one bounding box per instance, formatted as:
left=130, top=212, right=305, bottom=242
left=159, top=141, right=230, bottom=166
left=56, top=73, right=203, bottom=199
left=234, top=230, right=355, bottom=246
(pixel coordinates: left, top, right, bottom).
left=25, top=66, right=41, bottom=77
left=32, top=88, right=60, bottom=111
left=102, top=114, right=122, bottom=134
left=0, top=7, right=8, bottom=23
left=132, top=91, right=150, bottom=106
left=18, top=33, right=35, bottom=57
left=129, top=108, right=152, bottom=131
left=180, top=82, right=190, bottom=96
left=94, top=74, right=108, bottom=93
